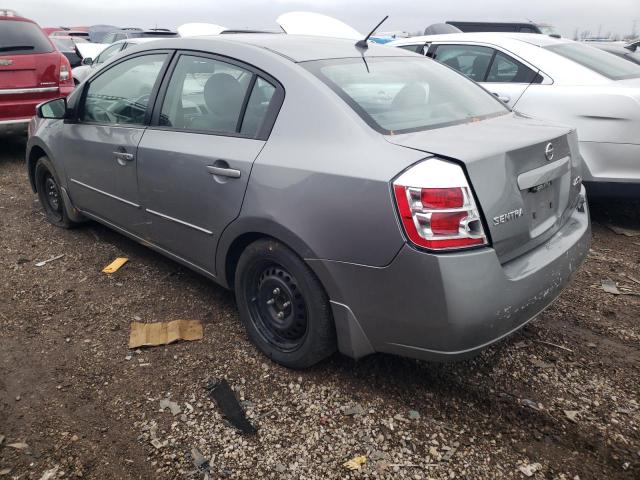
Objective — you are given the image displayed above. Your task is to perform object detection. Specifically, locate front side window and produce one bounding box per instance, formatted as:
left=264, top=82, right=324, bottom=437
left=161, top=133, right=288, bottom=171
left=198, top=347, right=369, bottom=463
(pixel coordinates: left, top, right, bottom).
left=82, top=53, right=167, bottom=125
left=432, top=44, right=493, bottom=81
left=304, top=56, right=507, bottom=134
left=398, top=44, right=424, bottom=54
left=159, top=55, right=275, bottom=136
left=546, top=42, right=640, bottom=80
left=95, top=43, right=123, bottom=64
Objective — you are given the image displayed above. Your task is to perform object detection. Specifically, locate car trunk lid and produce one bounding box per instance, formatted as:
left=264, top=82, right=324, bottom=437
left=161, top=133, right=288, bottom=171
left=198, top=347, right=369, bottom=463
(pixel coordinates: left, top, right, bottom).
left=385, top=113, right=583, bottom=263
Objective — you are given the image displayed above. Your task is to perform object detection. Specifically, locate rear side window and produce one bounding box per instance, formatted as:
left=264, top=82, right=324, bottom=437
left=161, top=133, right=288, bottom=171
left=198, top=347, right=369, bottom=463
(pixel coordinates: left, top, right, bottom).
left=486, top=51, right=540, bottom=83
left=433, top=45, right=493, bottom=81
left=82, top=53, right=167, bottom=125
left=159, top=55, right=276, bottom=137
left=0, top=20, right=53, bottom=54
left=546, top=43, right=640, bottom=80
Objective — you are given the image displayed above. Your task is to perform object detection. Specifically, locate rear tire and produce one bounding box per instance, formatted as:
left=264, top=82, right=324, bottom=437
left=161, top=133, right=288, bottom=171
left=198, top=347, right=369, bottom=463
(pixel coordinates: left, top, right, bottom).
left=35, top=156, right=78, bottom=229
left=235, top=238, right=336, bottom=369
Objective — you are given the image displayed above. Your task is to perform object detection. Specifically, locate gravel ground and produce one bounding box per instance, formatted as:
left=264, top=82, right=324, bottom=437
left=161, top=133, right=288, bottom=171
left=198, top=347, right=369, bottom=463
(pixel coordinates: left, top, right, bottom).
left=1, top=134, right=639, bottom=480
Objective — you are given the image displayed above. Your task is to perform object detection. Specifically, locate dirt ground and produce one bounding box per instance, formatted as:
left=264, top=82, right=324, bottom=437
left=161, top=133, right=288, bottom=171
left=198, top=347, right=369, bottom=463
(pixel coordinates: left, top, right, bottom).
left=0, top=133, right=638, bottom=480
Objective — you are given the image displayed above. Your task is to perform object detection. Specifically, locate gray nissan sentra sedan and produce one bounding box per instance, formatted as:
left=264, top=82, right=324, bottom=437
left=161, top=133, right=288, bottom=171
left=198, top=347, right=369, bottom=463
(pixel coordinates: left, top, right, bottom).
left=26, top=34, right=591, bottom=368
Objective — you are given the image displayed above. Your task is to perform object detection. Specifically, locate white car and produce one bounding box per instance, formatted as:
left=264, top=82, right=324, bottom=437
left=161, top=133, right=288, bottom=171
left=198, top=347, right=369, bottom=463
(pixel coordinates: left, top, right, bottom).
left=72, top=38, right=160, bottom=84
left=390, top=33, right=640, bottom=195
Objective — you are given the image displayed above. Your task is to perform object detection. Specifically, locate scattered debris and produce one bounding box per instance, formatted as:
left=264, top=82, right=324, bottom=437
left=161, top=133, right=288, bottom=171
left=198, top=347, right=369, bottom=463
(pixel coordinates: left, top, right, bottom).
left=38, top=466, right=59, bottom=480
left=0, top=434, right=4, bottom=445
left=428, top=446, right=441, bottom=461
left=408, top=410, right=421, bottom=420
left=128, top=320, right=203, bottom=348
left=518, top=462, right=542, bottom=477
left=601, top=278, right=621, bottom=295
left=606, top=224, right=640, bottom=237
left=205, top=379, right=257, bottom=434
left=35, top=254, right=64, bottom=267
left=150, top=438, right=167, bottom=449
left=7, top=442, right=28, bottom=450
left=159, top=399, right=181, bottom=416
left=190, top=447, right=210, bottom=473
left=343, top=455, right=367, bottom=470
left=0, top=468, right=11, bottom=476
left=442, top=444, right=459, bottom=462
left=102, top=257, right=129, bottom=274
left=521, top=399, right=542, bottom=411
left=564, top=410, right=580, bottom=422
left=343, top=404, right=365, bottom=416
left=533, top=339, right=573, bottom=353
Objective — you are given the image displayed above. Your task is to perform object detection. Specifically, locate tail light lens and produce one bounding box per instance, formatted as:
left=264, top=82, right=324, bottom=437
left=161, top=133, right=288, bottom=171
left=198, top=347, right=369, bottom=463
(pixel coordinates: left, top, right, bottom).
left=59, top=58, right=72, bottom=84
left=393, top=158, right=488, bottom=251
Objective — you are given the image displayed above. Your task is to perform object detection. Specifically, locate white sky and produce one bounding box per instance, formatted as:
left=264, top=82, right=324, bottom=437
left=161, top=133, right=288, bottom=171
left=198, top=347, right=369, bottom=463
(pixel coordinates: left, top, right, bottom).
left=8, top=0, right=640, bottom=38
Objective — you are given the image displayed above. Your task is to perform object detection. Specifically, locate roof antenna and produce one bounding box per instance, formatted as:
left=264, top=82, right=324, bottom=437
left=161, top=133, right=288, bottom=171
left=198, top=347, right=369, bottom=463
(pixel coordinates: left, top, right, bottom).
left=355, top=15, right=389, bottom=50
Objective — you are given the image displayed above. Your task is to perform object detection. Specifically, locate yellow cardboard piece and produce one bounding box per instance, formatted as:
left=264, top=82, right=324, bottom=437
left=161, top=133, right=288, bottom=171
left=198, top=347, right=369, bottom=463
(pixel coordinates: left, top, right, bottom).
left=343, top=455, right=367, bottom=470
left=102, top=257, right=129, bottom=273
left=129, top=320, right=203, bottom=348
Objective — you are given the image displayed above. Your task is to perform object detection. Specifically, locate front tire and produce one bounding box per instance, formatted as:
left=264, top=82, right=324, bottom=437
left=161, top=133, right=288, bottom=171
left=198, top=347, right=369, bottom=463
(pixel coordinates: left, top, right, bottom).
left=35, top=156, right=77, bottom=229
left=235, top=239, right=336, bottom=369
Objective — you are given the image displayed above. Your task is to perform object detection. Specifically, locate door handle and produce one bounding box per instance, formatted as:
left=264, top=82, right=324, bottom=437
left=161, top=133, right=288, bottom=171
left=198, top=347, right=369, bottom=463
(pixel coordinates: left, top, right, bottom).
left=206, top=165, right=241, bottom=179
left=492, top=92, right=511, bottom=103
left=113, top=151, right=135, bottom=166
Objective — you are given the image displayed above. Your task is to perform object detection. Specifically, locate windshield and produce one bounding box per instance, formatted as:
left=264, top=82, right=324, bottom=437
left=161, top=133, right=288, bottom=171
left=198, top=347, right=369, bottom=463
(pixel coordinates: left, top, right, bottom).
left=304, top=56, right=508, bottom=134
left=538, top=25, right=558, bottom=36
left=0, top=20, right=53, bottom=54
left=546, top=43, right=640, bottom=80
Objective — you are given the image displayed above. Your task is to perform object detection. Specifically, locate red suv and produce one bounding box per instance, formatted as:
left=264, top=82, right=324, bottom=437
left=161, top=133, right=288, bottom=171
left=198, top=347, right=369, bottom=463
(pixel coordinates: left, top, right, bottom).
left=0, top=10, right=74, bottom=134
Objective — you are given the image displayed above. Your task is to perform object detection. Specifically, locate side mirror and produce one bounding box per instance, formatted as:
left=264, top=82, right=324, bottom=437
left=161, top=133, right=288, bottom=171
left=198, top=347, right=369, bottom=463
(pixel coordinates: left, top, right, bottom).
left=81, top=57, right=93, bottom=66
left=37, top=98, right=68, bottom=120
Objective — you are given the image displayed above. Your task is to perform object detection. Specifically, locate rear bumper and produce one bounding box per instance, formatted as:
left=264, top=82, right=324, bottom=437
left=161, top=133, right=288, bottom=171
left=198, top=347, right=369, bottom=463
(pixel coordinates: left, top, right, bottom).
left=310, top=187, right=591, bottom=361
left=0, top=86, right=73, bottom=124
left=0, top=118, right=29, bottom=135
left=580, top=141, right=640, bottom=185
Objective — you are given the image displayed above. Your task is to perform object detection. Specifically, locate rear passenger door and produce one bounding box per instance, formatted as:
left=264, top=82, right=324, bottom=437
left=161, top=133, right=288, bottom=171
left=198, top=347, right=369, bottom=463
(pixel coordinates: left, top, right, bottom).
left=137, top=52, right=283, bottom=274
left=429, top=44, right=542, bottom=109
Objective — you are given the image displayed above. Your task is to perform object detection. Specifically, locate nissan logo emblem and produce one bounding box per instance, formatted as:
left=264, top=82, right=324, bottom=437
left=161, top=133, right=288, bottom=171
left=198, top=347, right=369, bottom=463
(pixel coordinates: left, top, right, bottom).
left=544, top=143, right=554, bottom=161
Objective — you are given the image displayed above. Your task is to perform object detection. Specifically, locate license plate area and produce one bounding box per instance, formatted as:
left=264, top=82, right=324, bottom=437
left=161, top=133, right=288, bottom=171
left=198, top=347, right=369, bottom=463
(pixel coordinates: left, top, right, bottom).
left=524, top=180, right=561, bottom=237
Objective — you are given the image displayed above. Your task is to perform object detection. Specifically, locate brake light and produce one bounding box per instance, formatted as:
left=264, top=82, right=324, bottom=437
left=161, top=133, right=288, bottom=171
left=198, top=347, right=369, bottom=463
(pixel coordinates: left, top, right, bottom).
left=60, top=63, right=70, bottom=82
left=393, top=158, right=488, bottom=251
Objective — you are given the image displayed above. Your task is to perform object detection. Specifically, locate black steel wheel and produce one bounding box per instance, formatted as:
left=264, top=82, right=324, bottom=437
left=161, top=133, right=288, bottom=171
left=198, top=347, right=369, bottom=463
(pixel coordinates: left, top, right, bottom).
left=34, top=156, right=76, bottom=228
left=235, top=239, right=336, bottom=369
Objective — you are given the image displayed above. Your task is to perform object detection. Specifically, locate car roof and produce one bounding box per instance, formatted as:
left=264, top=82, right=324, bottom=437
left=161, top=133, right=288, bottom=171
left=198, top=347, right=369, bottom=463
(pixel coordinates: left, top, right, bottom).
left=145, top=34, right=418, bottom=62
left=391, top=32, right=572, bottom=48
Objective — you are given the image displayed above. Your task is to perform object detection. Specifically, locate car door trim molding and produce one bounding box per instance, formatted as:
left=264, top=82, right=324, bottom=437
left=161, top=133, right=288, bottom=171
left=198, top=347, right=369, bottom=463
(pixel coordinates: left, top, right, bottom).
left=145, top=208, right=214, bottom=235
left=70, top=178, right=141, bottom=208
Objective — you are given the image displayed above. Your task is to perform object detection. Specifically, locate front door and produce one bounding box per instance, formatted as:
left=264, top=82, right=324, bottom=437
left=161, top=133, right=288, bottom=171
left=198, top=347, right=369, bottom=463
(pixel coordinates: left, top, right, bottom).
left=63, top=52, right=170, bottom=233
left=137, top=53, right=280, bottom=273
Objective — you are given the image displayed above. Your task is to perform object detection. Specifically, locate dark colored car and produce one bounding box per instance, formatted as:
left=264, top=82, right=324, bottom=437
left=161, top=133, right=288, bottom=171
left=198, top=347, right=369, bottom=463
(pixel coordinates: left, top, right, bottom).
left=446, top=21, right=559, bottom=37
left=50, top=36, right=87, bottom=67
left=0, top=11, right=74, bottom=134
left=587, top=42, right=640, bottom=65
left=101, top=28, right=178, bottom=44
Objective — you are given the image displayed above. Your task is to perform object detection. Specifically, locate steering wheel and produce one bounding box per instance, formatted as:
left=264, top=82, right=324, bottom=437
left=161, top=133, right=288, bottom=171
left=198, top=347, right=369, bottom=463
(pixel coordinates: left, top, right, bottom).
left=105, top=93, right=151, bottom=123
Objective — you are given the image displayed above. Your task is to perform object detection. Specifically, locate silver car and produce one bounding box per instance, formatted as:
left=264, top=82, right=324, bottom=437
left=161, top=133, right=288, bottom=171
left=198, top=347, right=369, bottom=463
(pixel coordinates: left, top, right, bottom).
left=26, top=35, right=591, bottom=368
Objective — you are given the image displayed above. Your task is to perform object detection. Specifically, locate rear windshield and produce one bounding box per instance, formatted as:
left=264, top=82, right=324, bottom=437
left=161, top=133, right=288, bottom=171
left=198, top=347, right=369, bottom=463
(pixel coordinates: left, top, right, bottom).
left=545, top=43, right=640, bottom=80
left=0, top=20, right=53, bottom=55
left=304, top=56, right=508, bottom=134
left=51, top=38, right=76, bottom=52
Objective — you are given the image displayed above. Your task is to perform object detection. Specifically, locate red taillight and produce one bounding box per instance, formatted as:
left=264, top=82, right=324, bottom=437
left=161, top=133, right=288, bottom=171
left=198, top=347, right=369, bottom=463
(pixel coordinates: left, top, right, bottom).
left=59, top=57, right=72, bottom=84
left=420, top=188, right=463, bottom=209
left=393, top=158, right=488, bottom=251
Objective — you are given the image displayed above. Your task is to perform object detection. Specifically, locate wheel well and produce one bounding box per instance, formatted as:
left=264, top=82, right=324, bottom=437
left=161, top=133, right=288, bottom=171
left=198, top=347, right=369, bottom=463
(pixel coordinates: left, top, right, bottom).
left=28, top=146, right=47, bottom=191
left=224, top=232, right=268, bottom=289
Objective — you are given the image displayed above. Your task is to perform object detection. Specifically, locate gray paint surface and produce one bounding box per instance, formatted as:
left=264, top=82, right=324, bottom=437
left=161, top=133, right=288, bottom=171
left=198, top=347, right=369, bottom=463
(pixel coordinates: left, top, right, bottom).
left=27, top=34, right=591, bottom=361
